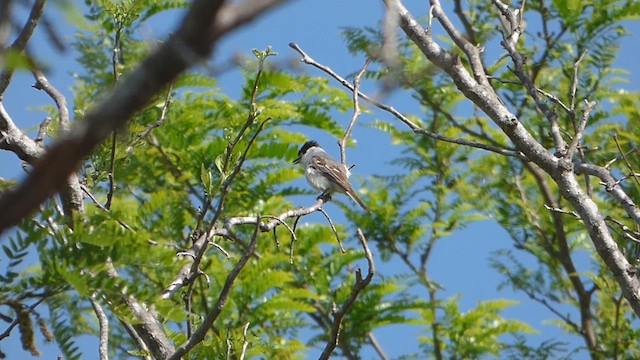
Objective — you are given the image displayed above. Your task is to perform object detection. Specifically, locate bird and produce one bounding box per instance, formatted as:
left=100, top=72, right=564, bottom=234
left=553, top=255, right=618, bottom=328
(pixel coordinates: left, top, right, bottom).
left=293, top=140, right=369, bottom=212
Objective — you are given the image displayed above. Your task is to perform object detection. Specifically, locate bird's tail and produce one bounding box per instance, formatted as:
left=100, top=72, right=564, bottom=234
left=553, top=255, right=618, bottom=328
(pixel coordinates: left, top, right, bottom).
left=346, top=190, right=369, bottom=212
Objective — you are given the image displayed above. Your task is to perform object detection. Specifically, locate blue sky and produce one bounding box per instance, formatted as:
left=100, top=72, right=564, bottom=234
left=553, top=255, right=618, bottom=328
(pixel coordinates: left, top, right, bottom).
left=1, top=0, right=639, bottom=359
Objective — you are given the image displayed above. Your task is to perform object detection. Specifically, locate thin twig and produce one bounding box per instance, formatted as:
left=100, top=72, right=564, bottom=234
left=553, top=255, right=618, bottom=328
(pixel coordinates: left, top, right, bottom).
left=543, top=204, right=579, bottom=218
left=168, top=218, right=261, bottom=360
left=339, top=58, right=371, bottom=165
left=535, top=87, right=571, bottom=115
left=318, top=228, right=374, bottom=360
left=196, top=49, right=271, bottom=232
left=226, top=329, right=232, bottom=360
left=80, top=184, right=133, bottom=231
left=290, top=215, right=303, bottom=264
left=317, top=207, right=345, bottom=253
left=367, top=332, right=389, bottom=360
left=239, top=322, right=251, bottom=360
left=493, top=0, right=567, bottom=155
left=35, top=117, right=51, bottom=143
left=208, top=241, right=232, bottom=258
left=262, top=215, right=296, bottom=248
left=428, top=0, right=488, bottom=85
left=570, top=50, right=588, bottom=111
left=289, top=42, right=526, bottom=160
left=613, top=133, right=640, bottom=192
left=160, top=195, right=327, bottom=299
left=126, top=84, right=174, bottom=154
left=565, top=100, right=595, bottom=160
left=105, top=25, right=124, bottom=211
left=104, top=260, right=175, bottom=358
left=605, top=216, right=640, bottom=243
left=603, top=146, right=638, bottom=169
left=575, top=162, right=640, bottom=227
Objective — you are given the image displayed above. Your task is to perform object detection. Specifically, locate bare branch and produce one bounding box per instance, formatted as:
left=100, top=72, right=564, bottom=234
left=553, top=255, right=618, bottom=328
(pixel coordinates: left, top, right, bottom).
left=570, top=50, right=588, bottom=111
left=575, top=162, right=640, bottom=227
left=453, top=0, right=477, bottom=44
left=367, top=332, right=389, bottom=360
left=80, top=184, right=132, bottom=231
left=0, top=0, right=291, bottom=234
left=339, top=58, right=371, bottom=165
left=105, top=260, right=175, bottom=359
left=428, top=0, right=488, bottom=86
left=318, top=228, right=374, bottom=360
left=317, top=206, right=345, bottom=253
left=0, top=1, right=11, bottom=59
left=168, top=218, right=261, bottom=360
left=613, top=133, right=640, bottom=192
left=126, top=84, right=174, bottom=154
left=31, top=68, right=70, bottom=130
left=34, top=117, right=51, bottom=143
left=0, top=0, right=46, bottom=96
left=30, top=67, right=85, bottom=222
left=162, top=197, right=327, bottom=299
left=493, top=0, right=567, bottom=155
left=289, top=42, right=526, bottom=160
left=543, top=204, right=579, bottom=218
left=0, top=102, right=44, bottom=162
left=535, top=87, right=572, bottom=115
left=208, top=240, right=232, bottom=258
left=239, top=322, right=251, bottom=360
left=89, top=298, right=109, bottom=360
left=389, top=0, right=640, bottom=318
left=565, top=100, right=595, bottom=160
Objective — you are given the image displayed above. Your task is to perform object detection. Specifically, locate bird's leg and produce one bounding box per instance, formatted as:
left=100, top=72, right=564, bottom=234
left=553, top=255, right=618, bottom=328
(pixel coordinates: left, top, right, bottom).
left=317, top=191, right=332, bottom=202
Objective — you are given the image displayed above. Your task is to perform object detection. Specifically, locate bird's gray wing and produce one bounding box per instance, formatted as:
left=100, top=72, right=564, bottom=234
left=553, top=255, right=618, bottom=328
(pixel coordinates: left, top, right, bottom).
left=309, top=155, right=351, bottom=190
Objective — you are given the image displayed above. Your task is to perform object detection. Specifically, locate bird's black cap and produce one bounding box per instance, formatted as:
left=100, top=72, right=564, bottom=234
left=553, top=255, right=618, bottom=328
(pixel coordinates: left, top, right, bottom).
left=298, top=140, right=320, bottom=157
left=293, top=140, right=320, bottom=163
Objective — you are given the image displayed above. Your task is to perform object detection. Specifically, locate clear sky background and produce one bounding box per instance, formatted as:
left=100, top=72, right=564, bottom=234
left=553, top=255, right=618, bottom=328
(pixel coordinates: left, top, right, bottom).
left=1, top=0, right=639, bottom=359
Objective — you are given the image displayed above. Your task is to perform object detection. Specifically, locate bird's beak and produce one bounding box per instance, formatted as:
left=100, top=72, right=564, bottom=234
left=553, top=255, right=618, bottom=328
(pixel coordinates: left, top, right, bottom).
left=292, top=157, right=300, bottom=164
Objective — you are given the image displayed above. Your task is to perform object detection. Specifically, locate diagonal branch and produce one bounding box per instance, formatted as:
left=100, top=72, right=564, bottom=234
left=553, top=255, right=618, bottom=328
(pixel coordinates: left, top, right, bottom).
left=161, top=196, right=328, bottom=300
left=565, top=100, right=595, bottom=160
left=167, top=218, right=261, bottom=360
left=0, top=0, right=291, bottom=234
left=318, top=228, right=375, bottom=360
left=0, top=0, right=46, bottom=96
left=289, top=42, right=526, bottom=160
left=338, top=58, right=371, bottom=165
left=89, top=298, right=110, bottom=360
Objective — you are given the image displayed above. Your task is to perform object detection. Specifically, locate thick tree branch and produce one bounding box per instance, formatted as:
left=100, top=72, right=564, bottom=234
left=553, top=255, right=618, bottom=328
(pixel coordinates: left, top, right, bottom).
left=575, top=163, right=640, bottom=226
left=0, top=102, right=44, bottom=162
left=387, top=0, right=640, bottom=317
left=31, top=67, right=85, bottom=222
left=105, top=261, right=174, bottom=359
left=429, top=0, right=488, bottom=86
left=0, top=0, right=290, bottom=234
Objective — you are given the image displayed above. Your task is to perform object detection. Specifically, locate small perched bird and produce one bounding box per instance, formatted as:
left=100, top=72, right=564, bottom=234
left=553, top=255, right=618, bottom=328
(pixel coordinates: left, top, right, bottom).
left=293, top=140, right=369, bottom=212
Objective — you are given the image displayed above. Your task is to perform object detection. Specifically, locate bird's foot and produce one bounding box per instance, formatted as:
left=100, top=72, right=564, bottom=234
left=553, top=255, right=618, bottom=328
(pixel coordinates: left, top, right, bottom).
left=317, top=192, right=332, bottom=202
